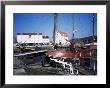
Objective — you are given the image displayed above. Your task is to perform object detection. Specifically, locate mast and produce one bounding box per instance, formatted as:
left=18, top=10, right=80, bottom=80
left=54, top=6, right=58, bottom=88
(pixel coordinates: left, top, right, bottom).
left=72, top=14, right=74, bottom=38
left=92, top=13, right=94, bottom=45
left=53, top=13, right=57, bottom=46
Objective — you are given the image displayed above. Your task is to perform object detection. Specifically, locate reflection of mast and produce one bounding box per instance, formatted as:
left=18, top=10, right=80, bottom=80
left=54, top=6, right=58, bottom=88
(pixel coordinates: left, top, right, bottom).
left=53, top=13, right=57, bottom=46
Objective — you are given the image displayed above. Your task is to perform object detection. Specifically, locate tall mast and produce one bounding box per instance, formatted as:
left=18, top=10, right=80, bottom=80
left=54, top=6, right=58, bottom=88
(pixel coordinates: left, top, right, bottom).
left=53, top=13, right=57, bottom=46
left=72, top=14, right=74, bottom=38
left=92, top=13, right=94, bottom=45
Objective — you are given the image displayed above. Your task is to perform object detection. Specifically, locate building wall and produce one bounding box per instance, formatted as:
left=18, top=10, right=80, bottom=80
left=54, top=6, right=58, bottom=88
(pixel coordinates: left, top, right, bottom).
left=17, top=35, right=22, bottom=43
left=35, top=35, right=43, bottom=43
left=17, top=34, right=49, bottom=44
left=43, top=38, right=49, bottom=44
left=25, top=35, right=34, bottom=43
left=55, top=32, right=70, bottom=46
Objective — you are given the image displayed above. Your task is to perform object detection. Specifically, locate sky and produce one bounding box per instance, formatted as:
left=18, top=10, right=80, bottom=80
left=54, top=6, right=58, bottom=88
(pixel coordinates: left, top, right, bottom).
left=14, top=13, right=97, bottom=41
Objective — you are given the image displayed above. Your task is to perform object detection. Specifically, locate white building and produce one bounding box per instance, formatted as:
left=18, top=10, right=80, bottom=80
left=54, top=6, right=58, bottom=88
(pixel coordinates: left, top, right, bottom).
left=42, top=36, right=50, bottom=44
left=16, top=33, right=50, bottom=44
left=55, top=32, right=70, bottom=46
